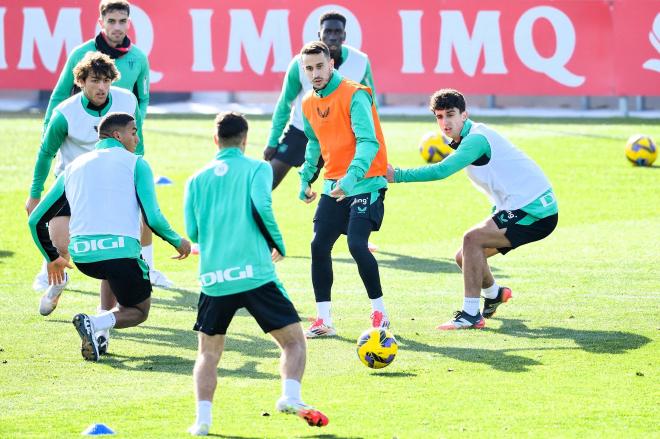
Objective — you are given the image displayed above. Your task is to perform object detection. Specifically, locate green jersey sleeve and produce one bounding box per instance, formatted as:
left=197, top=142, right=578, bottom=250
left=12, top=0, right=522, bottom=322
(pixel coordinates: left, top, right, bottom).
left=251, top=163, right=285, bottom=256
left=134, top=158, right=182, bottom=247
left=30, top=111, right=69, bottom=198
left=135, top=54, right=150, bottom=119
left=184, top=176, right=199, bottom=244
left=299, top=114, right=322, bottom=198
left=267, top=57, right=303, bottom=147
left=28, top=175, right=68, bottom=261
left=339, top=90, right=380, bottom=193
left=394, top=133, right=491, bottom=182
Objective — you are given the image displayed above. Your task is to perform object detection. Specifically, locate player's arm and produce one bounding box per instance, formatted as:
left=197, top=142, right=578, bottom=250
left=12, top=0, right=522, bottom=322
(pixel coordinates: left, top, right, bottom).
left=133, top=98, right=145, bottom=156
left=336, top=90, right=380, bottom=194
left=134, top=54, right=150, bottom=119
left=250, top=163, right=286, bottom=256
left=394, top=134, right=491, bottom=183
left=134, top=157, right=183, bottom=248
left=360, top=60, right=378, bottom=109
left=299, top=114, right=322, bottom=200
left=43, top=51, right=82, bottom=132
left=29, top=111, right=69, bottom=200
left=183, top=177, right=199, bottom=244
left=28, top=175, right=68, bottom=261
left=266, top=58, right=303, bottom=152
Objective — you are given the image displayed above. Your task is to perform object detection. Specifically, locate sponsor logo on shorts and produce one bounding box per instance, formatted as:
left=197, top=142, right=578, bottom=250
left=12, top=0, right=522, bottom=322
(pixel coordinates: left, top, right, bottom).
left=498, top=211, right=516, bottom=223
left=73, top=237, right=125, bottom=253
left=200, top=265, right=254, bottom=286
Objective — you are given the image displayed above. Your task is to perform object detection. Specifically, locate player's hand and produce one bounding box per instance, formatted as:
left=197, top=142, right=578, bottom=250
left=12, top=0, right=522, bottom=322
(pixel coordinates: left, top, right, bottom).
left=47, top=256, right=73, bottom=285
left=263, top=145, right=278, bottom=161
left=386, top=164, right=396, bottom=183
left=300, top=186, right=317, bottom=204
left=271, top=248, right=284, bottom=262
left=172, top=238, right=192, bottom=260
left=25, top=196, right=40, bottom=216
left=329, top=185, right=346, bottom=202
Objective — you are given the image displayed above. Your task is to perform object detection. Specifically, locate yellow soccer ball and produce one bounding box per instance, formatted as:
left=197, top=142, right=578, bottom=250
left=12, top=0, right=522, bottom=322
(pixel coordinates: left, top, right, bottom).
left=356, top=328, right=398, bottom=369
left=418, top=131, right=453, bottom=163
left=625, top=134, right=657, bottom=166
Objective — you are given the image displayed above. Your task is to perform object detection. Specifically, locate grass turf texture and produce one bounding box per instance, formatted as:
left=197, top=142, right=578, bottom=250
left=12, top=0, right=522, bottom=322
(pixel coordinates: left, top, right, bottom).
left=0, top=114, right=658, bottom=438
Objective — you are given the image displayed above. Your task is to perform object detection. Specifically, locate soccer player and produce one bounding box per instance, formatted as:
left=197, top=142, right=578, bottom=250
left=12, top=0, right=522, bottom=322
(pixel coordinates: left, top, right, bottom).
left=35, top=0, right=171, bottom=289
left=185, top=112, right=327, bottom=435
left=28, top=112, right=191, bottom=362
left=387, top=89, right=559, bottom=329
left=25, top=52, right=143, bottom=351
left=264, top=11, right=377, bottom=189
left=298, top=42, right=389, bottom=338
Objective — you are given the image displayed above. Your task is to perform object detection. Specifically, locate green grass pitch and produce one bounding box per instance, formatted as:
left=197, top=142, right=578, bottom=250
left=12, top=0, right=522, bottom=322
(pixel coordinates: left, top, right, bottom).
left=0, top=114, right=658, bottom=438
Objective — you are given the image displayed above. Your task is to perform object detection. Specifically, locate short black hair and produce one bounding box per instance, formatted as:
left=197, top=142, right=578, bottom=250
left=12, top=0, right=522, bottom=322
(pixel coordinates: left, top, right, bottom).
left=300, top=41, right=330, bottom=59
left=215, top=111, right=248, bottom=146
left=319, top=11, right=346, bottom=27
left=98, top=112, right=135, bottom=138
left=429, top=89, right=466, bottom=113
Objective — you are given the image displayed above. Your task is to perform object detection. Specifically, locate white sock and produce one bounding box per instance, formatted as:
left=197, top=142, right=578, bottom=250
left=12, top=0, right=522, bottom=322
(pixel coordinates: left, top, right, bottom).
left=482, top=282, right=500, bottom=299
left=141, top=244, right=154, bottom=270
left=282, top=379, right=302, bottom=402
left=95, top=307, right=112, bottom=337
left=195, top=400, right=212, bottom=426
left=316, top=301, right=332, bottom=326
left=370, top=297, right=386, bottom=315
left=90, top=311, right=116, bottom=332
left=463, top=297, right=481, bottom=316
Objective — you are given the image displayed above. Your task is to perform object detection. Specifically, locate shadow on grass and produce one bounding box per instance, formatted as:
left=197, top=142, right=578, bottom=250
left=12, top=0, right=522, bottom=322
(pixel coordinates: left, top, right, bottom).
left=369, top=371, right=417, bottom=377
left=0, top=249, right=14, bottom=262
left=496, top=318, right=651, bottom=354
left=297, top=435, right=365, bottom=439
left=396, top=335, right=540, bottom=372
left=396, top=319, right=651, bottom=372
left=102, top=353, right=278, bottom=379
left=288, top=251, right=506, bottom=276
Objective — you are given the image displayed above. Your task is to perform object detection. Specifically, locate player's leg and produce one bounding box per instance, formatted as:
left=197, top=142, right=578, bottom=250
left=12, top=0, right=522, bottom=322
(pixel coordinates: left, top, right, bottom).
left=346, top=191, right=388, bottom=328
left=270, top=158, right=293, bottom=189
left=270, top=323, right=327, bottom=427
left=38, top=214, right=71, bottom=315
left=189, top=333, right=225, bottom=436
left=270, top=126, right=309, bottom=190
left=96, top=280, right=118, bottom=355
left=244, top=282, right=327, bottom=427
left=307, top=196, right=345, bottom=337
left=188, top=291, right=239, bottom=435
left=438, top=218, right=511, bottom=330
left=140, top=217, right=173, bottom=288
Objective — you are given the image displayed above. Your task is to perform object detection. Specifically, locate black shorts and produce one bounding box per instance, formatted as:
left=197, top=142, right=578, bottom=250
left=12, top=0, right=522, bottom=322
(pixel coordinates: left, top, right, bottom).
left=193, top=282, right=300, bottom=336
left=75, top=258, right=152, bottom=307
left=313, top=189, right=386, bottom=233
left=492, top=210, right=558, bottom=255
left=54, top=199, right=71, bottom=217
left=272, top=125, right=308, bottom=167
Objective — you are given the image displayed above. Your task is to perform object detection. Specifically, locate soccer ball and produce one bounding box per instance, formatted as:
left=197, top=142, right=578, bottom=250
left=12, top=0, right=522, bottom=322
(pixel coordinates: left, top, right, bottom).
left=356, top=328, right=398, bottom=369
left=419, top=131, right=453, bottom=163
left=625, top=134, right=657, bottom=166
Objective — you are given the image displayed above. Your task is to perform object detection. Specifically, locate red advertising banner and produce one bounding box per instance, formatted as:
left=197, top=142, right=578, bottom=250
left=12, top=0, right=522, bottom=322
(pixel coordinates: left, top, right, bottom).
left=0, top=0, right=658, bottom=95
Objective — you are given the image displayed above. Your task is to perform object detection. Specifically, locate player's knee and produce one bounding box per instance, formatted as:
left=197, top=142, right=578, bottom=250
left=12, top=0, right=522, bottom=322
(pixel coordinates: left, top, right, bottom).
left=463, top=229, right=483, bottom=248
left=455, top=250, right=463, bottom=268
left=347, top=237, right=368, bottom=257
left=310, top=235, right=332, bottom=257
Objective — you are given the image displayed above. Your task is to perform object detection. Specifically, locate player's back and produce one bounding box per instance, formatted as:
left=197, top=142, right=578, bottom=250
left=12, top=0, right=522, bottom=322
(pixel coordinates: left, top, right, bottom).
left=187, top=149, right=280, bottom=296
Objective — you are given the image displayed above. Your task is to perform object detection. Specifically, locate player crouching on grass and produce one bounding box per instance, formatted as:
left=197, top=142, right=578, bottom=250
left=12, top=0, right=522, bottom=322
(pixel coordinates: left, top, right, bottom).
left=28, top=112, right=191, bottom=361
left=184, top=112, right=327, bottom=435
left=387, top=89, right=558, bottom=330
